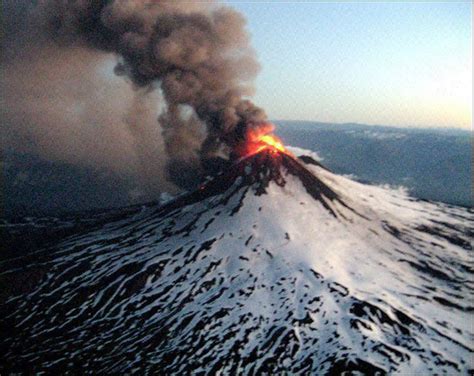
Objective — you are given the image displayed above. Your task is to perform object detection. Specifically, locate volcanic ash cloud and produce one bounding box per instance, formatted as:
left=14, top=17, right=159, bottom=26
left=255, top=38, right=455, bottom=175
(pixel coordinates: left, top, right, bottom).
left=1, top=0, right=269, bottom=190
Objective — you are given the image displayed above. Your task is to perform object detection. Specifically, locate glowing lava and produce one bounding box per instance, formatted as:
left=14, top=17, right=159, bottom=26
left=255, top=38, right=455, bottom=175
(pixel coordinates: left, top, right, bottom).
left=260, top=134, right=286, bottom=152
left=252, top=134, right=287, bottom=154
left=241, top=132, right=290, bottom=157
left=233, top=122, right=290, bottom=158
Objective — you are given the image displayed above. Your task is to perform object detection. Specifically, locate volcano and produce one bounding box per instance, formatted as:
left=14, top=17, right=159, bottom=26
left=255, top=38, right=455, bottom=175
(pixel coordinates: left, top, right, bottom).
left=1, top=147, right=472, bottom=374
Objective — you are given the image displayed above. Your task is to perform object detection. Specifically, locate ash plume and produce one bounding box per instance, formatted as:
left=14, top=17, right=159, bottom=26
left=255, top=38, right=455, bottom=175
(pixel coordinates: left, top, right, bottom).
left=1, top=0, right=268, bottom=191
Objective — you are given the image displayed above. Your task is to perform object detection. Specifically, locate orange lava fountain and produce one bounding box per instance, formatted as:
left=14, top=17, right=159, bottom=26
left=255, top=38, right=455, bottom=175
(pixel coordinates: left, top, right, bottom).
left=231, top=122, right=291, bottom=159
left=250, top=133, right=287, bottom=155
left=237, top=123, right=290, bottom=157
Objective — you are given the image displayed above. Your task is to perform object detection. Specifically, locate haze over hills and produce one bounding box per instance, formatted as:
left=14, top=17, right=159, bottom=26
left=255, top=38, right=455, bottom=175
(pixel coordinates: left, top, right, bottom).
left=276, top=121, right=472, bottom=208
left=2, top=122, right=471, bottom=218
left=1, top=147, right=472, bottom=373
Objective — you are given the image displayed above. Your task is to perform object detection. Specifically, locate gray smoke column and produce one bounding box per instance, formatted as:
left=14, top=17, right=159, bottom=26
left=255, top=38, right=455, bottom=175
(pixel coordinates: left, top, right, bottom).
left=26, top=0, right=268, bottom=183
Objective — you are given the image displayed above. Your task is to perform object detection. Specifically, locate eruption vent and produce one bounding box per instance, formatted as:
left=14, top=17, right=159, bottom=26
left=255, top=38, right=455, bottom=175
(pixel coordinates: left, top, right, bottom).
left=234, top=122, right=289, bottom=158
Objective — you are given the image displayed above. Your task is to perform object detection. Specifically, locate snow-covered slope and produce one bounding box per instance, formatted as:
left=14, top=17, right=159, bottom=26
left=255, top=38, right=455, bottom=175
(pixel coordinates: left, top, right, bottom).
left=1, top=148, right=472, bottom=374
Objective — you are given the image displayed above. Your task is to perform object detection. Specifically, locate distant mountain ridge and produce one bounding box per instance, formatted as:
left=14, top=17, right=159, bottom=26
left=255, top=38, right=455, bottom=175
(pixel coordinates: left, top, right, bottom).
left=276, top=121, right=472, bottom=207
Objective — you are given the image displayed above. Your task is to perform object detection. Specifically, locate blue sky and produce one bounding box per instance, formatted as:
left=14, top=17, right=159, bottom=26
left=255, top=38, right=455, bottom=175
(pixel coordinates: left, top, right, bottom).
left=227, top=1, right=472, bottom=129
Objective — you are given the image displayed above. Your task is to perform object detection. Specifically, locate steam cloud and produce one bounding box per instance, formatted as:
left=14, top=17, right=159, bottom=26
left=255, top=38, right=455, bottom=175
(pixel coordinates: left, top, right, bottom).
left=1, top=0, right=268, bottom=191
